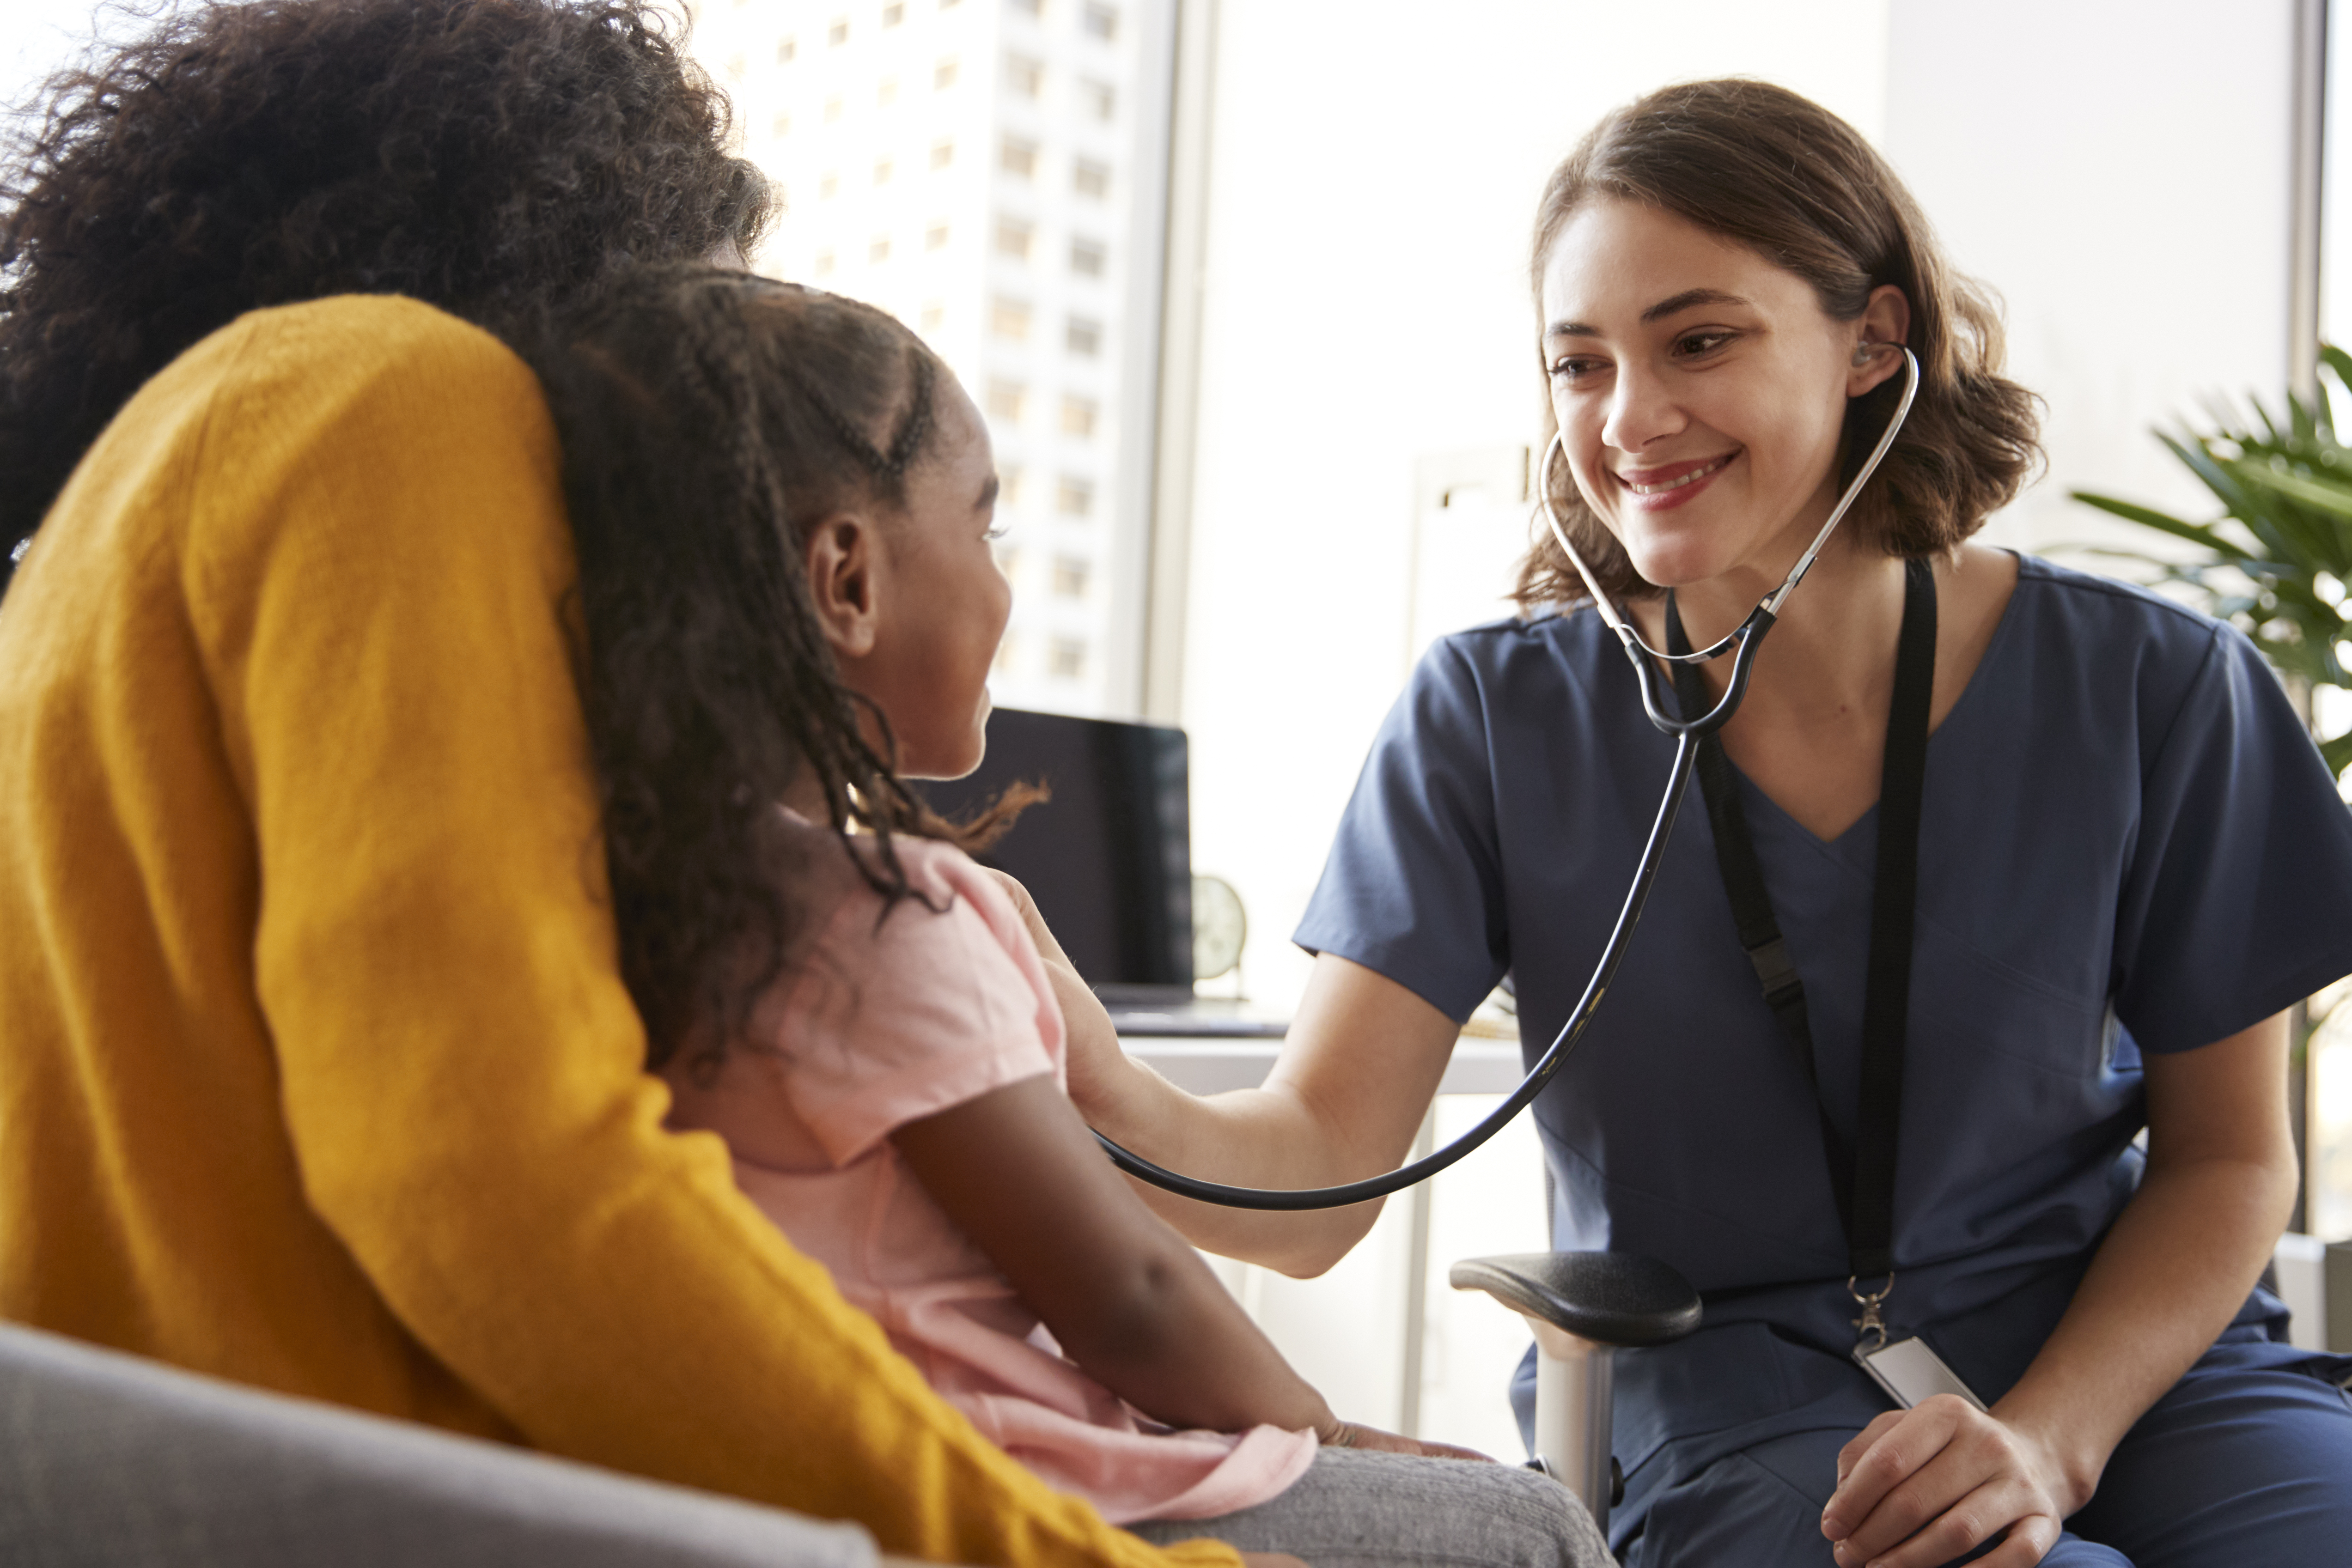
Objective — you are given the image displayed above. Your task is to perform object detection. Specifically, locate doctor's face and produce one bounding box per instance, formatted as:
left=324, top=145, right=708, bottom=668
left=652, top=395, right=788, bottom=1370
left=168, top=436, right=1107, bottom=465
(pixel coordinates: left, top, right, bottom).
left=1538, top=198, right=1903, bottom=594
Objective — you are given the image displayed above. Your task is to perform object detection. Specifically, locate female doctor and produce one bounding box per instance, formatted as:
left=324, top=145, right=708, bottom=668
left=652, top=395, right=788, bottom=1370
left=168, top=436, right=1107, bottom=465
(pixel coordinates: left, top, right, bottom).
left=1015, top=80, right=2352, bottom=1568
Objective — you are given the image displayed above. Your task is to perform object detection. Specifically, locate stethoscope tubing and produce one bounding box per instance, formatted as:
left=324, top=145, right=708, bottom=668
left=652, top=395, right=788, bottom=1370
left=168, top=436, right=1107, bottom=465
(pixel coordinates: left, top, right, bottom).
left=1092, top=347, right=1920, bottom=1209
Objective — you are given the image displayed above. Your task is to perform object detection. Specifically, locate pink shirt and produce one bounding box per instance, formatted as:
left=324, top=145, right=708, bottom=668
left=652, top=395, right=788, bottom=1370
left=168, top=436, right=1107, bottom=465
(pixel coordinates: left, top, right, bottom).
left=661, top=821, right=1316, bottom=1524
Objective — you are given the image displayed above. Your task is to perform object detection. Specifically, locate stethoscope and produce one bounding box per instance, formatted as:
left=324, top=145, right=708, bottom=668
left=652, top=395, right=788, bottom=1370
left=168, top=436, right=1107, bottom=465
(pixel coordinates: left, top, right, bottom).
left=1093, top=344, right=1924, bottom=1210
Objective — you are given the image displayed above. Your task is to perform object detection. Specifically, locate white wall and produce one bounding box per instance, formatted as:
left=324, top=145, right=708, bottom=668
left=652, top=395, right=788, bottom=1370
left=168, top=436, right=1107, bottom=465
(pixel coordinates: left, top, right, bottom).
left=1882, top=0, right=2297, bottom=558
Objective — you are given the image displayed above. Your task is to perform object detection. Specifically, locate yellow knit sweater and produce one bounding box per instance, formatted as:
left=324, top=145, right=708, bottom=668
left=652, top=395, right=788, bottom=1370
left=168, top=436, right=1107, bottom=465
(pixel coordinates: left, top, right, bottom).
left=0, top=294, right=1235, bottom=1568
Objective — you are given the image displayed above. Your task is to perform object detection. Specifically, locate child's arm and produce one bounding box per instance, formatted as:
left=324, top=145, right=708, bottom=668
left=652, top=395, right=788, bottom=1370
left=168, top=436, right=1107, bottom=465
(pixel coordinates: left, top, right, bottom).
left=892, top=1074, right=1474, bottom=1455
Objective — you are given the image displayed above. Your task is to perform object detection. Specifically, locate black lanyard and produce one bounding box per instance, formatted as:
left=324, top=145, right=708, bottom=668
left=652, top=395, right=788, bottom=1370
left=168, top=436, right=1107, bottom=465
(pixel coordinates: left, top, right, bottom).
left=1663, top=556, right=1937, bottom=1290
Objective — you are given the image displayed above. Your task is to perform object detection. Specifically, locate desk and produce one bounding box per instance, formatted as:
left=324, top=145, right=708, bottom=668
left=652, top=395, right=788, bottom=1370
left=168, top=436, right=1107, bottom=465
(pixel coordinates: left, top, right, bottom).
left=1116, top=1033, right=1529, bottom=1436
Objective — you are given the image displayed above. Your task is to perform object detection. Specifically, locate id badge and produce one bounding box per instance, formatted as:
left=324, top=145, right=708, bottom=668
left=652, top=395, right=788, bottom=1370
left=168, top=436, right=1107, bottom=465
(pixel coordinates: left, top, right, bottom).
left=1853, top=1335, right=1986, bottom=1412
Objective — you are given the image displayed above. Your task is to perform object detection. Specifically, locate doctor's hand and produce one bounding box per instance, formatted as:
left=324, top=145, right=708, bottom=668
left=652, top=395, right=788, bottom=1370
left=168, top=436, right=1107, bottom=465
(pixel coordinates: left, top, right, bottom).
left=1821, top=1397, right=2082, bottom=1568
left=980, top=868, right=1134, bottom=1118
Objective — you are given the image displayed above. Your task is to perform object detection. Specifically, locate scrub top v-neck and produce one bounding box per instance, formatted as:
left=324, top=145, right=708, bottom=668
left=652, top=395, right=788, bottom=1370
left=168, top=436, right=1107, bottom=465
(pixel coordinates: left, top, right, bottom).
left=1294, top=553, right=2352, bottom=1489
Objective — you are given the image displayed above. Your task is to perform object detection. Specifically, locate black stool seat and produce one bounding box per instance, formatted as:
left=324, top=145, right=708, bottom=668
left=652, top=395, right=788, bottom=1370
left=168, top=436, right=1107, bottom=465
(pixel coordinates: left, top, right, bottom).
left=1449, top=1252, right=1701, bottom=1347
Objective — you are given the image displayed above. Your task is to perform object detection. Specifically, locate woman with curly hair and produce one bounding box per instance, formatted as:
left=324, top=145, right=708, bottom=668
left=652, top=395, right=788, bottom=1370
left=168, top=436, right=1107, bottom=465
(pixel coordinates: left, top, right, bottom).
left=1051, top=81, right=2352, bottom=1567
left=0, top=4, right=1277, bottom=1565
left=0, top=0, right=767, bottom=588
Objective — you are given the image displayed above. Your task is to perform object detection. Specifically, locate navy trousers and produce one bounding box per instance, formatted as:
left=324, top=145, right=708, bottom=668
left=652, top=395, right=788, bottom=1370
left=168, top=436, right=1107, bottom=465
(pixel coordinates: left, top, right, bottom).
left=1518, top=1340, right=2352, bottom=1566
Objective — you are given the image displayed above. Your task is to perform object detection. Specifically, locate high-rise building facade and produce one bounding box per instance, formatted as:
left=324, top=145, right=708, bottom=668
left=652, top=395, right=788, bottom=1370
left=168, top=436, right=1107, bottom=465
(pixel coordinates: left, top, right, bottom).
left=687, top=0, right=1169, bottom=718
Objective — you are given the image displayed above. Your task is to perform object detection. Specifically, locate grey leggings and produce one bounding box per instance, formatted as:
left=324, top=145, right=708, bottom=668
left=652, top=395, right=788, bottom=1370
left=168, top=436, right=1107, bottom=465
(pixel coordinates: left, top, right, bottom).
left=1126, top=1447, right=1612, bottom=1568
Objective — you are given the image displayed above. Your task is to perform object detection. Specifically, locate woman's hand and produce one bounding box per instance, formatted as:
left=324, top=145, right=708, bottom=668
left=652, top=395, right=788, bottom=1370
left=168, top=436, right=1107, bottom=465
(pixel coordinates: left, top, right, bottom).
left=979, top=868, right=1136, bottom=1120
left=1820, top=1396, right=2081, bottom=1568
left=1319, top=1416, right=1493, bottom=1463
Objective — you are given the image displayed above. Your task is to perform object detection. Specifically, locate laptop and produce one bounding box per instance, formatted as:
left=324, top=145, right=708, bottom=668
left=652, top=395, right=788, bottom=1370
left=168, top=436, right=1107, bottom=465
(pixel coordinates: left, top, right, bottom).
left=911, top=708, right=1288, bottom=1039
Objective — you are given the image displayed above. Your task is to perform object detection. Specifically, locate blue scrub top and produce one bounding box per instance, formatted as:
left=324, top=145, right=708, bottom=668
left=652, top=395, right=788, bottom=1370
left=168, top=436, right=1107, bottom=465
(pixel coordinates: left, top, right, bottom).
left=1295, top=555, right=2352, bottom=1491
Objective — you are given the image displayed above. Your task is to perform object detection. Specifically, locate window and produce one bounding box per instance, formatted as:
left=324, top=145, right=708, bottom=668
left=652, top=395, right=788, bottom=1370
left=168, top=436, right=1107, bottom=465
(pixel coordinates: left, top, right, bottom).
left=725, top=53, right=747, bottom=83
left=878, top=78, right=898, bottom=107
left=820, top=172, right=840, bottom=200
left=920, top=303, right=945, bottom=333
left=1081, top=79, right=1115, bottom=120
left=1000, top=136, right=1039, bottom=179
left=1069, top=237, right=1105, bottom=277
left=882, top=1, right=904, bottom=24
left=935, top=56, right=959, bottom=89
left=1060, top=395, right=1097, bottom=438
left=990, top=297, right=1032, bottom=341
left=1084, top=4, right=1116, bottom=40
left=993, top=634, right=1018, bottom=675
left=1047, top=637, right=1086, bottom=679
left=995, top=218, right=1035, bottom=261
left=824, top=96, right=844, bottom=123
left=931, top=140, right=954, bottom=169
left=815, top=250, right=836, bottom=276
left=986, top=379, right=1026, bottom=422
left=1073, top=158, right=1110, bottom=199
left=771, top=113, right=792, bottom=138
left=998, top=465, right=1024, bottom=507
left=869, top=235, right=891, bottom=263
left=1065, top=316, right=1101, bottom=356
left=1052, top=555, right=1091, bottom=597
left=873, top=158, right=893, bottom=186
left=1006, top=54, right=1043, bottom=97
left=828, top=17, right=848, bottom=45
left=926, top=222, right=951, bottom=250
left=778, top=36, right=797, bottom=62
left=1056, top=475, right=1093, bottom=516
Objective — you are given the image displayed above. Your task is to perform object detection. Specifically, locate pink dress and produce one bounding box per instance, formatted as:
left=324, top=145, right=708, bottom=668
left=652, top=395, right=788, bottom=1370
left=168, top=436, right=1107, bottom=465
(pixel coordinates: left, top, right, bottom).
left=660, top=821, right=1317, bottom=1524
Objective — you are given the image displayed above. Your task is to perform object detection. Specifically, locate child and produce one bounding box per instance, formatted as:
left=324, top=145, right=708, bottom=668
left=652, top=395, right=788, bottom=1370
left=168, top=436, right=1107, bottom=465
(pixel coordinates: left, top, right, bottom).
left=525, top=266, right=1595, bottom=1559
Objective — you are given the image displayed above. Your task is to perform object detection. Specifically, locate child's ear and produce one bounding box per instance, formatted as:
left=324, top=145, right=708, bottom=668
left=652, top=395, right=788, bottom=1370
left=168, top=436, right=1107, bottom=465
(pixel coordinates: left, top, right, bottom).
left=803, top=513, right=882, bottom=660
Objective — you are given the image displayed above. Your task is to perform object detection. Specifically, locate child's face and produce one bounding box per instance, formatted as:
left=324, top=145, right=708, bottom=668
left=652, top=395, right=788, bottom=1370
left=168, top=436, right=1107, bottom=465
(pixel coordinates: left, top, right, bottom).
left=857, top=375, right=1011, bottom=779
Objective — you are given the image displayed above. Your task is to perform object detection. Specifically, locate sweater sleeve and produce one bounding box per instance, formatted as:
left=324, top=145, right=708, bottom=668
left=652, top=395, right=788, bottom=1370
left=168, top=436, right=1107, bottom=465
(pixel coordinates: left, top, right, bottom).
left=184, top=296, right=1237, bottom=1568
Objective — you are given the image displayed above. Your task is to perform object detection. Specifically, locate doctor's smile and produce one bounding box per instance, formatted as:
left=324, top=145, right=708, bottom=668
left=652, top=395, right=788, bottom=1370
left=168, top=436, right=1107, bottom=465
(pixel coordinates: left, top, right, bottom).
left=1612, top=450, right=1739, bottom=506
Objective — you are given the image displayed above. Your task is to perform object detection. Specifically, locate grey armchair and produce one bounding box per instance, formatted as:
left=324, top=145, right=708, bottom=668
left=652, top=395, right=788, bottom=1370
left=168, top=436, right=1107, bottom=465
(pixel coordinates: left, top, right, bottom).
left=0, top=1321, right=879, bottom=1568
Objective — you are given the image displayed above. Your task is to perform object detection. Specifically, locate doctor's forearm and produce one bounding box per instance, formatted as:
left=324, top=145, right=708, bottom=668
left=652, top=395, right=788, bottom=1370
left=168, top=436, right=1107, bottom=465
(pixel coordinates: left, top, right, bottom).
left=1989, top=1015, right=2297, bottom=1512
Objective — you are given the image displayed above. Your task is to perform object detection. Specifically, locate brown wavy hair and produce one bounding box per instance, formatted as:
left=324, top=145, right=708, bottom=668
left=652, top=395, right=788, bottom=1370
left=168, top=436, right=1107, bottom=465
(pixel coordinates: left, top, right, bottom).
left=1515, top=78, right=2043, bottom=608
left=0, top=0, right=770, bottom=587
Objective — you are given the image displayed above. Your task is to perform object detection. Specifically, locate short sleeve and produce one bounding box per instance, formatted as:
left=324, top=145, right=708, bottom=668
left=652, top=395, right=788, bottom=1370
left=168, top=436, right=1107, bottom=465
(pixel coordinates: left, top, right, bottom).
left=1293, top=635, right=1511, bottom=1022
left=2113, top=622, right=2352, bottom=1052
left=770, top=853, right=1062, bottom=1165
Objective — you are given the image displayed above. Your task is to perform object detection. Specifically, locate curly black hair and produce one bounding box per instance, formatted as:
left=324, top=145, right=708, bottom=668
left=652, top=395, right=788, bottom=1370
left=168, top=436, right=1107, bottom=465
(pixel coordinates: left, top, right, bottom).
left=0, top=0, right=770, bottom=585
left=527, top=264, right=1029, bottom=1071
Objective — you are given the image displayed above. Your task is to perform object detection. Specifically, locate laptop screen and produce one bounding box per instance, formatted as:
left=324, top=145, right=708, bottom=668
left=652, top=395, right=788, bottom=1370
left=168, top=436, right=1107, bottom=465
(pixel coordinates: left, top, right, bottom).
left=911, top=707, right=1193, bottom=989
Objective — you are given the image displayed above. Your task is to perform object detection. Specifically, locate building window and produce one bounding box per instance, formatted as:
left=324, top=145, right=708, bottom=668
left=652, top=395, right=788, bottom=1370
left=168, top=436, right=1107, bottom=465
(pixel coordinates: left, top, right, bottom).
left=1073, top=158, right=1110, bottom=199
left=931, top=140, right=954, bottom=170
left=1048, top=637, right=1086, bottom=679
left=920, top=303, right=945, bottom=333
left=999, top=465, right=1024, bottom=508
left=995, top=217, right=1035, bottom=261
left=1006, top=54, right=1043, bottom=97
left=986, top=379, right=1026, bottom=423
left=1084, top=3, right=1116, bottom=39
left=1065, top=316, right=1101, bottom=356
left=869, top=235, right=891, bottom=263
left=771, top=113, right=792, bottom=138
left=828, top=17, right=848, bottom=45
left=820, top=172, right=840, bottom=200
left=1052, top=555, right=1091, bottom=597
left=993, top=633, right=1018, bottom=674
left=990, top=297, right=1032, bottom=341
left=1069, top=237, right=1105, bottom=277
left=725, top=53, right=747, bottom=83
left=824, top=96, right=843, bottom=123
left=878, top=78, right=898, bottom=107
left=1081, top=79, right=1115, bottom=120
left=1060, top=395, right=1097, bottom=438
left=935, top=56, right=959, bottom=89
left=778, top=36, right=797, bottom=62
left=1000, top=136, right=1039, bottom=179
left=815, top=250, right=836, bottom=277
left=873, top=158, right=893, bottom=185
left=1057, top=476, right=1093, bottom=516
left=926, top=222, right=951, bottom=250
left=882, top=1, right=904, bottom=24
